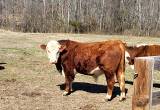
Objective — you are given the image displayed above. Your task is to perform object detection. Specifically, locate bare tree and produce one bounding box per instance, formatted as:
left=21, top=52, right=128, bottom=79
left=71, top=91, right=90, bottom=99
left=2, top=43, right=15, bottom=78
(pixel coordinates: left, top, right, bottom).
left=0, top=0, right=159, bottom=36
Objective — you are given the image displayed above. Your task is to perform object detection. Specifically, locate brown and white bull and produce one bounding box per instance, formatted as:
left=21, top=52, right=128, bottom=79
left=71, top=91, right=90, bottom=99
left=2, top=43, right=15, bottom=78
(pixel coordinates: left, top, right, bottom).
left=125, top=44, right=160, bottom=69
left=40, top=40, right=126, bottom=101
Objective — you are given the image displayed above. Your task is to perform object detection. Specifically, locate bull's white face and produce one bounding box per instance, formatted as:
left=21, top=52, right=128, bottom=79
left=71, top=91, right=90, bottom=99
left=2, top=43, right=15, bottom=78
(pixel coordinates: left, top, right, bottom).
left=46, top=40, right=61, bottom=64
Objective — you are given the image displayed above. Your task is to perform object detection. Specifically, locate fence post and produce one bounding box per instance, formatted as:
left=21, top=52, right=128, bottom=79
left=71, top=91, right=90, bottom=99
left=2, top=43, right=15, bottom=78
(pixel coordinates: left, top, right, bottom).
left=132, top=57, right=154, bottom=110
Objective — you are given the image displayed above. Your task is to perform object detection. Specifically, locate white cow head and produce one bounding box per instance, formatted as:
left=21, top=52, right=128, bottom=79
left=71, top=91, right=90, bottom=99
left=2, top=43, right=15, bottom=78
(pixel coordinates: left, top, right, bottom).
left=40, top=40, right=66, bottom=64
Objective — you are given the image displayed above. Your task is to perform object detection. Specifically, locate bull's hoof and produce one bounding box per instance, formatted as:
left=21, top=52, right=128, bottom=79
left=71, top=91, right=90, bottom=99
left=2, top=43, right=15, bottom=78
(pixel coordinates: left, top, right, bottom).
left=119, top=97, right=126, bottom=102
left=105, top=98, right=112, bottom=102
left=62, top=91, right=70, bottom=96
left=105, top=94, right=112, bottom=102
left=119, top=92, right=126, bottom=101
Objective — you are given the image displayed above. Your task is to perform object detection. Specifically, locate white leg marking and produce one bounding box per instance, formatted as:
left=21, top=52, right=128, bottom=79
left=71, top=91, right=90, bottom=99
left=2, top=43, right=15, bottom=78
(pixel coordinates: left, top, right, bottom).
left=119, top=92, right=126, bottom=101
left=63, top=91, right=69, bottom=96
left=105, top=93, right=111, bottom=100
left=63, top=83, right=72, bottom=96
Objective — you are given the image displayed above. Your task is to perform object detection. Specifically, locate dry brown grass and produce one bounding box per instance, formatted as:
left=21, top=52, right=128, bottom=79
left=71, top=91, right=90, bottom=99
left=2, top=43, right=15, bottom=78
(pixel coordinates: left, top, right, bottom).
left=0, top=29, right=160, bottom=110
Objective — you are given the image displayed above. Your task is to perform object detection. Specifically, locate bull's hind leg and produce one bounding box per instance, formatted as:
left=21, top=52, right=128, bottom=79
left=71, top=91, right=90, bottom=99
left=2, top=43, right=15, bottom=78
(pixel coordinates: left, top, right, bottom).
left=116, top=67, right=126, bottom=101
left=105, top=73, right=115, bottom=101
left=117, top=45, right=126, bottom=101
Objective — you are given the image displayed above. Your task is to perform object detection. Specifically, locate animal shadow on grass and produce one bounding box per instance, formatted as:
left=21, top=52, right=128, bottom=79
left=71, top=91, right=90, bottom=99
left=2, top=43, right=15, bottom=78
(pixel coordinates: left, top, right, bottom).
left=125, top=80, right=133, bottom=85
left=57, top=82, right=128, bottom=100
left=0, top=63, right=7, bottom=70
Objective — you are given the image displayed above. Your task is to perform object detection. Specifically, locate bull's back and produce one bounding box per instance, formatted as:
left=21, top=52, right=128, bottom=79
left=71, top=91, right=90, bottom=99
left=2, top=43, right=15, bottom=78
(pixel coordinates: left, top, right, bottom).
left=146, top=45, right=160, bottom=56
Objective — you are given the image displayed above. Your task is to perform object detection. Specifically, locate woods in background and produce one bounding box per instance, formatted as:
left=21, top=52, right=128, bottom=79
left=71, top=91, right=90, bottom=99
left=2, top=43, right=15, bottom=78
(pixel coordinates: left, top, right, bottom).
left=0, top=0, right=160, bottom=36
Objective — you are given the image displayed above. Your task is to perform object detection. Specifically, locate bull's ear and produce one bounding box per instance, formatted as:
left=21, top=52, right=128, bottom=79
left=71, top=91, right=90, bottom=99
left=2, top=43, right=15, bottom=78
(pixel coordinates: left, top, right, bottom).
left=40, top=44, right=47, bottom=50
left=59, top=45, right=66, bottom=52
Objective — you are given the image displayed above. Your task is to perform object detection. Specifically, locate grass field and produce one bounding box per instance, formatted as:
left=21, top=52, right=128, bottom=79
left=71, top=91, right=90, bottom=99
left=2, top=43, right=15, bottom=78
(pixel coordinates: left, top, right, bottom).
left=0, top=30, right=160, bottom=110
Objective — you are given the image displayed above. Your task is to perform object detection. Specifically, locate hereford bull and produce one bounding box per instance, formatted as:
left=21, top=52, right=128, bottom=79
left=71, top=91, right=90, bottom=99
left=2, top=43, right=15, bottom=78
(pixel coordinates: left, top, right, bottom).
left=40, top=40, right=126, bottom=101
left=125, top=44, right=160, bottom=69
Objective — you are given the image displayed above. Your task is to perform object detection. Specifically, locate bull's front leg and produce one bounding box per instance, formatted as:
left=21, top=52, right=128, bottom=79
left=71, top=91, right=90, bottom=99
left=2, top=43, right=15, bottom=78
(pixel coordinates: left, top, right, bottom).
left=63, top=74, right=75, bottom=96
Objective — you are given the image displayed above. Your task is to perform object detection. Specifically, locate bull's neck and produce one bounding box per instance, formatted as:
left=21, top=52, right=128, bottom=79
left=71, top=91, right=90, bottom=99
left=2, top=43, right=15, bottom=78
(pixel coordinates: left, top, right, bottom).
left=126, top=46, right=145, bottom=58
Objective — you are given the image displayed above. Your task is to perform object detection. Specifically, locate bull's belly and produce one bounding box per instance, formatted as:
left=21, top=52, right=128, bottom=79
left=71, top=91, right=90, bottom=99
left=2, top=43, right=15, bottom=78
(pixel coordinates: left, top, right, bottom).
left=76, top=67, right=103, bottom=77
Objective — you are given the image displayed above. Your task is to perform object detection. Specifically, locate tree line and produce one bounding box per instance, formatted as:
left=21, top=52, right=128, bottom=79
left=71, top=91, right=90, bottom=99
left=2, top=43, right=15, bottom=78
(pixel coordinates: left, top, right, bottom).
left=0, top=0, right=160, bottom=36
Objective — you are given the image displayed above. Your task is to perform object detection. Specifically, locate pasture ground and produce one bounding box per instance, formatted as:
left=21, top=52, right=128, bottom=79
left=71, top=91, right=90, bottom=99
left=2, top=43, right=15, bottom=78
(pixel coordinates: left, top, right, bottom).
left=0, top=30, right=160, bottom=110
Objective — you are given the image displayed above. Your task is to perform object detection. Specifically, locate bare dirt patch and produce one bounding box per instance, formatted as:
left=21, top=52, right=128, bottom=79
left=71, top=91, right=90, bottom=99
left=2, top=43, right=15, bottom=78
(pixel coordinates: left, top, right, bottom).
left=21, top=91, right=41, bottom=97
